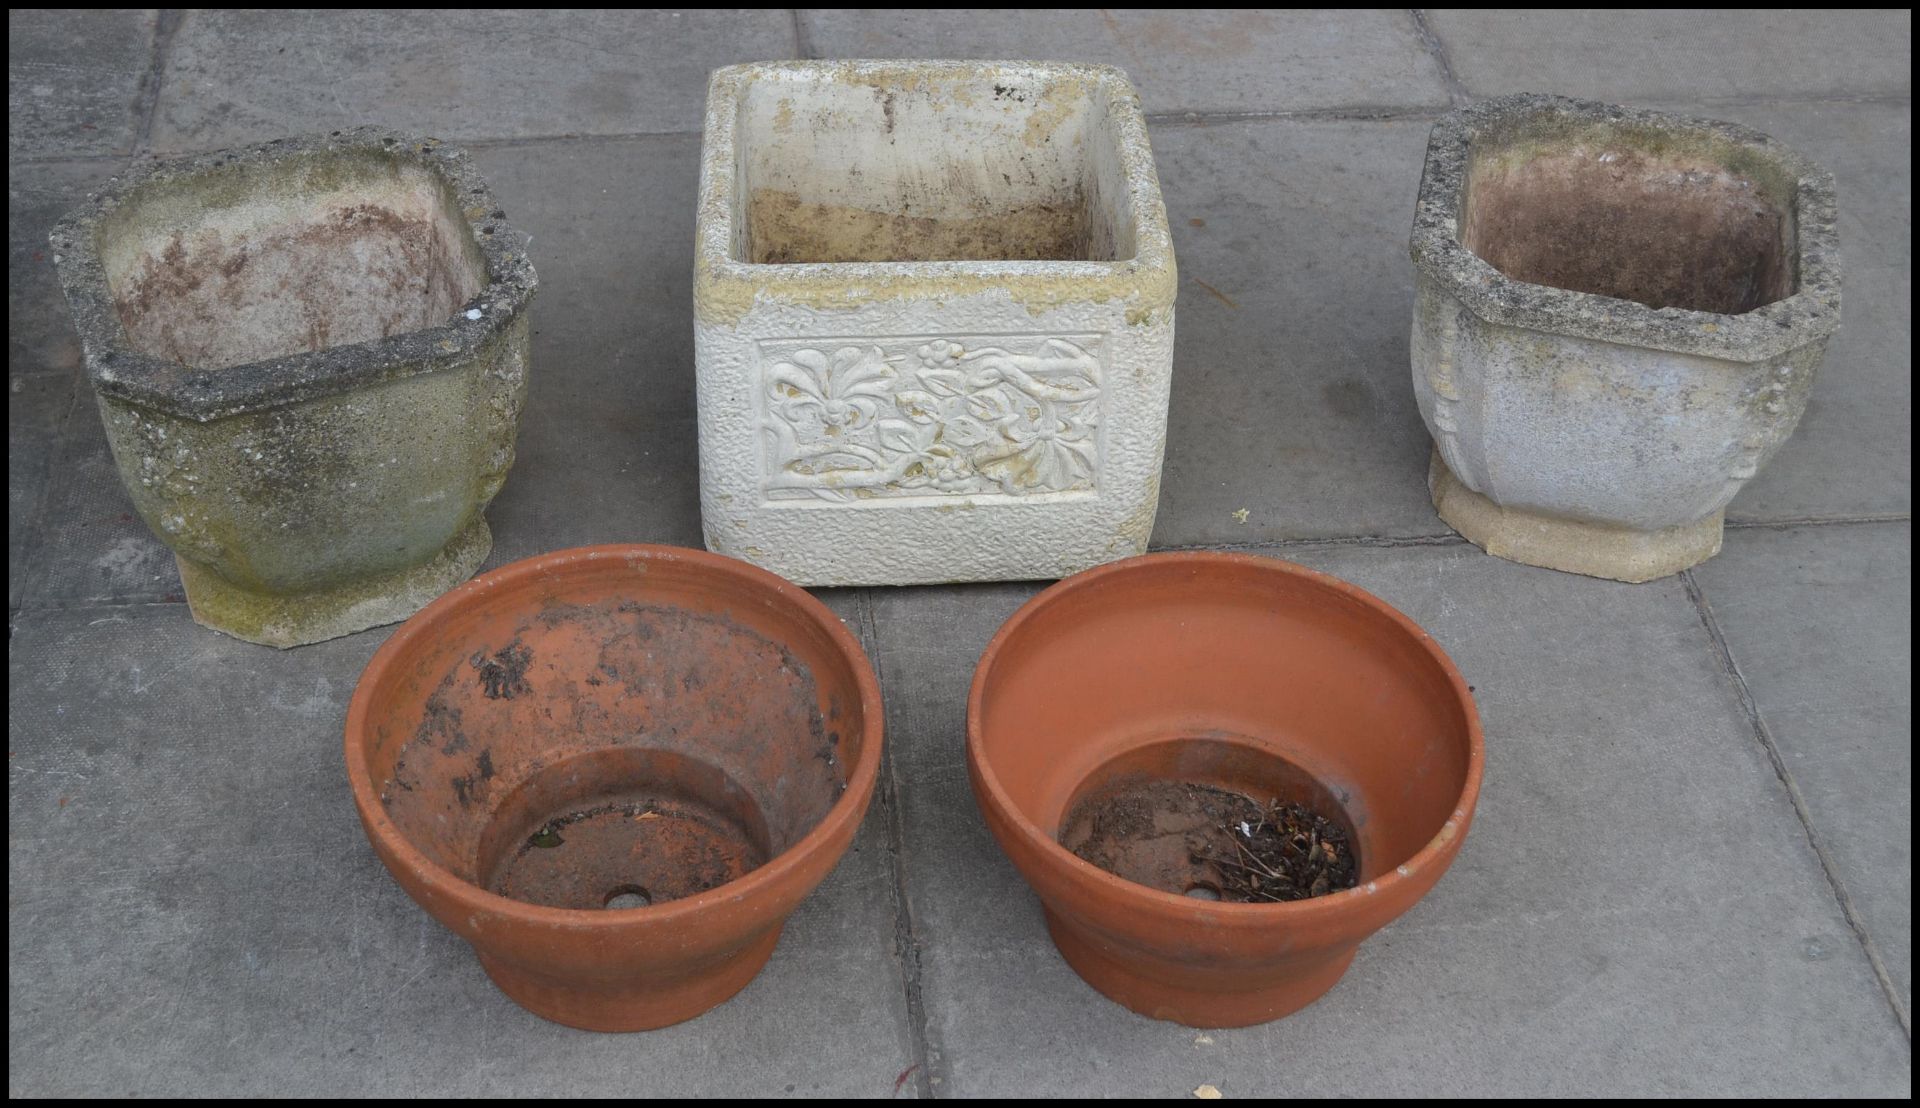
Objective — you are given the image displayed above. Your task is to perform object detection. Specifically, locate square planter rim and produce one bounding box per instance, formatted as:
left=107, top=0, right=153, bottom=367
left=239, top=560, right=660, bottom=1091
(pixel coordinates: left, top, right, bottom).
left=1409, top=92, right=1841, bottom=364
left=694, top=59, right=1177, bottom=322
left=49, top=126, right=538, bottom=423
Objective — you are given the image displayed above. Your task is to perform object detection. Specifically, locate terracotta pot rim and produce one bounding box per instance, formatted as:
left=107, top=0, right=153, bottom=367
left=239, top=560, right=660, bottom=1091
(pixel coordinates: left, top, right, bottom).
left=344, top=542, right=885, bottom=929
left=967, top=550, right=1485, bottom=920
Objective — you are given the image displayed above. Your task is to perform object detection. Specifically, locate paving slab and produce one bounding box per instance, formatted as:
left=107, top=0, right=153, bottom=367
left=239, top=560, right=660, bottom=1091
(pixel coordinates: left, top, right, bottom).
left=1147, top=118, right=1448, bottom=547
left=10, top=158, right=125, bottom=380
left=1425, top=9, right=1913, bottom=102
left=1693, top=521, right=1913, bottom=1015
left=1692, top=102, right=1911, bottom=523
left=469, top=134, right=703, bottom=431
left=7, top=593, right=914, bottom=1097
left=868, top=543, right=1911, bottom=1097
left=800, top=9, right=1450, bottom=117
left=151, top=10, right=798, bottom=152
left=17, top=398, right=179, bottom=609
left=467, top=134, right=709, bottom=567
left=7, top=9, right=156, bottom=158
left=7, top=373, right=74, bottom=611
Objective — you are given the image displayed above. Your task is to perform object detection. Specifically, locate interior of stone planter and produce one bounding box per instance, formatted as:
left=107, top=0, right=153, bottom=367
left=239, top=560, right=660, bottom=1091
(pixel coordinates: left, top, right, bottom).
left=360, top=560, right=866, bottom=911
left=733, top=69, right=1135, bottom=264
left=1460, top=120, right=1799, bottom=314
left=975, top=562, right=1476, bottom=890
left=95, top=147, right=487, bottom=370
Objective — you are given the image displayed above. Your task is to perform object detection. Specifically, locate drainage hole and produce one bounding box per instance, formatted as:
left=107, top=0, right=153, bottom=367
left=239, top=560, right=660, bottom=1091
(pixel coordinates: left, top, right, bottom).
left=1184, top=883, right=1222, bottom=901
left=603, top=885, right=653, bottom=910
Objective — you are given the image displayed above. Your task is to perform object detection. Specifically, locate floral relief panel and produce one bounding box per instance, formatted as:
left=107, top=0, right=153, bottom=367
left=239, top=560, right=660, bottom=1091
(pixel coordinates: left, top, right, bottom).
left=757, top=333, right=1106, bottom=504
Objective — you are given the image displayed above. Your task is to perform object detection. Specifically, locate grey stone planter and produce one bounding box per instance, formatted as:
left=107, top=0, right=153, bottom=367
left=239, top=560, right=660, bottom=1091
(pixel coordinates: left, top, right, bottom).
left=1409, top=94, right=1841, bottom=582
left=52, top=128, right=536, bottom=646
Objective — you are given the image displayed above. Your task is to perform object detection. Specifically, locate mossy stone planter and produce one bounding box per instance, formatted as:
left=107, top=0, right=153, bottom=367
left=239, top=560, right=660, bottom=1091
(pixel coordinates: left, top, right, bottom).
left=52, top=128, right=536, bottom=645
left=694, top=61, right=1177, bottom=586
left=1409, top=94, right=1841, bottom=582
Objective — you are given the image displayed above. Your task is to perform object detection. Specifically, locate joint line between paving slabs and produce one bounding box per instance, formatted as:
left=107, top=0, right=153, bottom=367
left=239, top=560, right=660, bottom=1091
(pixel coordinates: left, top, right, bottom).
left=1682, top=569, right=1913, bottom=1039
left=1725, top=513, right=1912, bottom=532
left=1408, top=9, right=1468, bottom=105
left=1144, top=105, right=1446, bottom=127
left=131, top=10, right=185, bottom=155
left=789, top=9, right=815, bottom=60
left=860, top=588, right=938, bottom=1099
left=1152, top=532, right=1468, bottom=555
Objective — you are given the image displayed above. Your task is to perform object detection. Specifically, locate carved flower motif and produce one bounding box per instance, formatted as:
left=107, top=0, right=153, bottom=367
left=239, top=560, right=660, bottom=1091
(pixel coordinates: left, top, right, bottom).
left=768, top=346, right=894, bottom=436
left=763, top=337, right=1102, bottom=501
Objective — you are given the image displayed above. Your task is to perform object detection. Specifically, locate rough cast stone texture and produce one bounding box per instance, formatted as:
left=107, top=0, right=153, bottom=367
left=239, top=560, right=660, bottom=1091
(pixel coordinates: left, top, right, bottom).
left=694, top=61, right=1177, bottom=586
left=1409, top=94, right=1843, bottom=582
left=50, top=129, right=537, bottom=645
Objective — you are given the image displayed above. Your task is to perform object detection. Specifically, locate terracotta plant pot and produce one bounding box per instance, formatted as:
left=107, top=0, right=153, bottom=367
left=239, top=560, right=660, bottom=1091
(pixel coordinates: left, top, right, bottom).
left=51, top=127, right=536, bottom=646
left=694, top=60, right=1177, bottom=586
left=968, top=552, right=1484, bottom=1027
left=1409, top=94, right=1842, bottom=582
left=344, top=545, right=883, bottom=1031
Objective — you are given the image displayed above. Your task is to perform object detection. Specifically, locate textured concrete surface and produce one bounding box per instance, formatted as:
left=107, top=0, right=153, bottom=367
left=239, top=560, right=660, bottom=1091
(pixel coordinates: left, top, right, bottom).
left=799, top=9, right=1452, bottom=116
left=1424, top=9, right=1913, bottom=103
left=150, top=10, right=799, bottom=150
left=1693, top=522, right=1914, bottom=1016
left=9, top=9, right=1911, bottom=1098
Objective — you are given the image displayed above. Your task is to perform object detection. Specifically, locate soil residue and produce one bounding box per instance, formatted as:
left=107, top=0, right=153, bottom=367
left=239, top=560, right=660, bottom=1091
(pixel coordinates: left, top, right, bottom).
left=1060, top=780, right=1358, bottom=903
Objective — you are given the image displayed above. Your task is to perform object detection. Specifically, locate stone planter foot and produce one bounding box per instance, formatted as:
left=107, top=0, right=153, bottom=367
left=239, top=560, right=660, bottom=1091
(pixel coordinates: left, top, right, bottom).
left=1429, top=450, right=1723, bottom=584
left=177, top=517, right=492, bottom=648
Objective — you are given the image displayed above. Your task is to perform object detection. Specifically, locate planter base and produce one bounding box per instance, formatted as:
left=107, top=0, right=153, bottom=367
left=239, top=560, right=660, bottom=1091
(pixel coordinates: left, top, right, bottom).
left=1045, top=908, right=1356, bottom=1028
left=179, top=517, right=492, bottom=648
left=1430, top=451, right=1723, bottom=583
left=477, top=927, right=782, bottom=1032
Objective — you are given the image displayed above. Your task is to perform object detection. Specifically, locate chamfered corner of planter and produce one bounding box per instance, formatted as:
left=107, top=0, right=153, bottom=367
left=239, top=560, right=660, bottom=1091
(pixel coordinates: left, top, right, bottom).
left=691, top=61, right=1176, bottom=586
left=49, top=127, right=538, bottom=647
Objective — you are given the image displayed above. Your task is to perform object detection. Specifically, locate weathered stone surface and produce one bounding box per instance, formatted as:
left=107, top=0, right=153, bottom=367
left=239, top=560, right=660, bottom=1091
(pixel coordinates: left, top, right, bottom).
left=1147, top=116, right=1450, bottom=546
left=800, top=9, right=1451, bottom=116
left=1694, top=521, right=1914, bottom=1013
left=1410, top=95, right=1842, bottom=581
left=151, top=10, right=799, bottom=151
left=1697, top=102, right=1912, bottom=523
left=695, top=62, right=1176, bottom=586
left=1426, top=9, right=1913, bottom=102
left=51, top=129, right=536, bottom=645
left=8, top=9, right=156, bottom=158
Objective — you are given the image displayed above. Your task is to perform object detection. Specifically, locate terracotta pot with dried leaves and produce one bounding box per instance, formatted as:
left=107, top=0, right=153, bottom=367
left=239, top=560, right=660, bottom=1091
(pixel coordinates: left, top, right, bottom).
left=968, top=552, right=1485, bottom=1027
left=345, top=544, right=883, bottom=1031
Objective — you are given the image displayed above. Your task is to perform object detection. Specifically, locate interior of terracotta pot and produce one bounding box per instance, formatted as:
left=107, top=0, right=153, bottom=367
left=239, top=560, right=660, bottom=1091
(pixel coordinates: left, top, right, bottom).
left=95, top=146, right=487, bottom=369
left=358, top=557, right=868, bottom=911
left=975, top=560, right=1475, bottom=891
left=1057, top=737, right=1364, bottom=900
left=1460, top=119, right=1798, bottom=314
left=732, top=68, right=1136, bottom=263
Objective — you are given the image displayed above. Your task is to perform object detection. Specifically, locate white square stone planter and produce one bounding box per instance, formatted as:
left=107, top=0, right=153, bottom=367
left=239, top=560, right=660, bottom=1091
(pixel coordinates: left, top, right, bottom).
left=694, top=61, right=1176, bottom=586
left=1409, top=94, right=1842, bottom=582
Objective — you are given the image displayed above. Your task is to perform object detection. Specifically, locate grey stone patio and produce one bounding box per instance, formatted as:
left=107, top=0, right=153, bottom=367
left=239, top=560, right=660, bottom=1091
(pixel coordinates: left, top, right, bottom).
left=8, top=9, right=1910, bottom=1097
